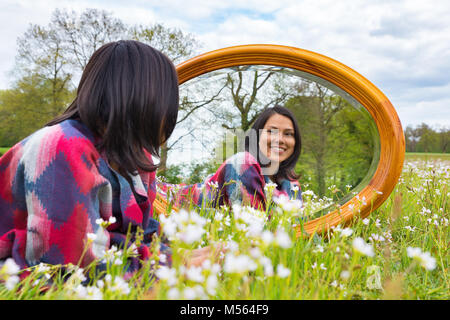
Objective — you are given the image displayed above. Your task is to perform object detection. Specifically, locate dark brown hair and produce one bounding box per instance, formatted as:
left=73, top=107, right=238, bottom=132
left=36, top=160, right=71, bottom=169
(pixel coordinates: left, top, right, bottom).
left=47, top=40, right=179, bottom=176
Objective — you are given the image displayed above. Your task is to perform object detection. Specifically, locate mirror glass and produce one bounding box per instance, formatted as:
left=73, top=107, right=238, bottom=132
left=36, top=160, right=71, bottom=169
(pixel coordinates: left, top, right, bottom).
left=159, top=65, right=380, bottom=219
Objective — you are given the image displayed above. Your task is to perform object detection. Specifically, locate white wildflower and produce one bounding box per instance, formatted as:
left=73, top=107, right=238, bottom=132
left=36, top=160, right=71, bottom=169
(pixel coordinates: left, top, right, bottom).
left=223, top=253, right=257, bottom=274
left=215, top=211, right=224, bottom=222
left=340, top=228, right=354, bottom=238
left=264, top=182, right=277, bottom=194
left=186, top=266, right=204, bottom=283
left=261, top=230, right=274, bottom=245
left=206, top=275, right=218, bottom=295
left=276, top=264, right=291, bottom=278
left=183, top=287, right=197, bottom=300
left=352, top=237, right=375, bottom=257
left=167, top=287, right=180, bottom=299
left=273, top=194, right=303, bottom=214
left=1, top=258, right=20, bottom=276
left=155, top=266, right=178, bottom=286
left=302, top=190, right=315, bottom=197
left=110, top=276, right=130, bottom=295
left=160, top=209, right=206, bottom=244
left=260, top=257, right=274, bottom=277
left=87, top=233, right=97, bottom=242
left=5, top=275, right=19, bottom=291
left=340, top=270, right=351, bottom=280
left=313, top=245, right=324, bottom=253
left=249, top=247, right=262, bottom=259
left=407, top=247, right=436, bottom=271
left=85, top=286, right=103, bottom=300
left=274, top=228, right=292, bottom=248
left=34, top=263, right=51, bottom=274
left=369, top=233, right=385, bottom=242
left=96, top=216, right=117, bottom=228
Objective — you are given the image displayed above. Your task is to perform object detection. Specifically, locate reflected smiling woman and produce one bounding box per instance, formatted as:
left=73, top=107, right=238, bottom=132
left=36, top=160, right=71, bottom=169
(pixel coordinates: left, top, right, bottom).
left=159, top=105, right=302, bottom=212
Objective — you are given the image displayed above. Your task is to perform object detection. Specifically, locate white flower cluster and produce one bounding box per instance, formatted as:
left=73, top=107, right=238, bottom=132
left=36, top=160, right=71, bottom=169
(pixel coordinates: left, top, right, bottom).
left=160, top=209, right=207, bottom=244
left=156, top=259, right=221, bottom=299
left=71, top=274, right=131, bottom=300
left=273, top=195, right=303, bottom=217
left=223, top=246, right=291, bottom=279
left=331, top=225, right=353, bottom=238
left=232, top=204, right=267, bottom=238
left=352, top=237, right=375, bottom=257
left=96, top=216, right=117, bottom=228
left=300, top=189, right=334, bottom=213
left=0, top=258, right=20, bottom=290
left=263, top=182, right=277, bottom=198
left=406, top=247, right=436, bottom=271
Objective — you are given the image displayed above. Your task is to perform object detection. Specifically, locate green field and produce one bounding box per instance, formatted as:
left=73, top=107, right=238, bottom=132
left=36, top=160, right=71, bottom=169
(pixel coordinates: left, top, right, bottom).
left=405, top=152, right=450, bottom=161
left=0, top=147, right=10, bottom=155
left=0, top=153, right=448, bottom=300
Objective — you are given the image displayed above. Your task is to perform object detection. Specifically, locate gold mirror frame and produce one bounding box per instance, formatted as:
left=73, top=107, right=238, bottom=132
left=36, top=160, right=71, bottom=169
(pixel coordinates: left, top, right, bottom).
left=172, top=44, right=405, bottom=237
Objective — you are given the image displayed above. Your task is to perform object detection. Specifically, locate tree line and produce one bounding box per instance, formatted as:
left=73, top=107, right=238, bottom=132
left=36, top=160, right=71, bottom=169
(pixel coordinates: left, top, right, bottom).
left=404, top=123, right=449, bottom=153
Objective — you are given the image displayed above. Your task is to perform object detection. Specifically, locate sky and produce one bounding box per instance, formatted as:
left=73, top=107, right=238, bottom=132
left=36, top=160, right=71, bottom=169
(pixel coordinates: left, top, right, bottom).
left=0, top=0, right=449, bottom=129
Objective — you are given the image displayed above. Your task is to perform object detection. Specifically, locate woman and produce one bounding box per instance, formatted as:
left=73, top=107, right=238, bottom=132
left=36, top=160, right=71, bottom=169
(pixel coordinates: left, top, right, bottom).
left=159, top=105, right=302, bottom=212
left=0, top=40, right=210, bottom=274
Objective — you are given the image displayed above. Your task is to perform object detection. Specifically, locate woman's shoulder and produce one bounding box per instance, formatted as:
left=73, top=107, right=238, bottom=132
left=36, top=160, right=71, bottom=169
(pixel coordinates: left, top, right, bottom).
left=22, top=120, right=97, bottom=152
left=8, top=119, right=100, bottom=171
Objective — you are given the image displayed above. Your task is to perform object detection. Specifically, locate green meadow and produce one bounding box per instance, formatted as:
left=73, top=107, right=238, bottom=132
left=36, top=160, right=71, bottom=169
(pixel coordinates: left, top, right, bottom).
left=0, top=153, right=448, bottom=300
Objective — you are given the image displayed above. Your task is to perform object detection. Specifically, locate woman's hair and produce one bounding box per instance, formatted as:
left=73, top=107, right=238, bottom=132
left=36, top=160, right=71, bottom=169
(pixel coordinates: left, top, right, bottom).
left=245, top=105, right=301, bottom=183
left=46, top=40, right=179, bottom=175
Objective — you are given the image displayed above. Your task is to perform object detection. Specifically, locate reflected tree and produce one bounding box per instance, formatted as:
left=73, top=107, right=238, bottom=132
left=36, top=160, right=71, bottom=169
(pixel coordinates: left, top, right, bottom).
left=286, top=82, right=374, bottom=198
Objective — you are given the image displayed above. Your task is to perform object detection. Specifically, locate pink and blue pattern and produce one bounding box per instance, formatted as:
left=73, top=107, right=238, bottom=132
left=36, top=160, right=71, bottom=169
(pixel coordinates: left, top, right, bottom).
left=158, top=152, right=301, bottom=212
left=0, top=119, right=169, bottom=273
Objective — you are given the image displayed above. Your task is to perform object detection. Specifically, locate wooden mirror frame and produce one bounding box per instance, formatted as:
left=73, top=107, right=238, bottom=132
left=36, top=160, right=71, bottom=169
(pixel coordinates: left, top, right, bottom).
left=173, top=44, right=405, bottom=237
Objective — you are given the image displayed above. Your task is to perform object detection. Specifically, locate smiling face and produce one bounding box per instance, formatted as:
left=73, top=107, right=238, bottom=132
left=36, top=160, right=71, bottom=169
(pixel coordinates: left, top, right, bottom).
left=258, top=113, right=296, bottom=164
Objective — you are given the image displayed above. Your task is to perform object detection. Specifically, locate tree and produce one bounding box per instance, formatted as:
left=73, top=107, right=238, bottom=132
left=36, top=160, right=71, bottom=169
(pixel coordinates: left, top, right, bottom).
left=16, top=21, right=74, bottom=116
left=286, top=81, right=374, bottom=198
left=3, top=8, right=200, bottom=156
left=50, top=8, right=129, bottom=71
left=0, top=74, right=74, bottom=146
left=209, top=67, right=291, bottom=131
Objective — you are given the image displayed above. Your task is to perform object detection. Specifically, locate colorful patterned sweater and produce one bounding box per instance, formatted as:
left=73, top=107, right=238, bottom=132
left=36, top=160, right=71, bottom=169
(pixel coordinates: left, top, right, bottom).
left=0, top=119, right=169, bottom=273
left=158, top=152, right=302, bottom=212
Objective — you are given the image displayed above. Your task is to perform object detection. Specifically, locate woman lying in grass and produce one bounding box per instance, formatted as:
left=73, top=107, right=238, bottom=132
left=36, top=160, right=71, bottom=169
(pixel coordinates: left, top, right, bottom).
left=0, top=40, right=213, bottom=277
left=159, top=105, right=303, bottom=212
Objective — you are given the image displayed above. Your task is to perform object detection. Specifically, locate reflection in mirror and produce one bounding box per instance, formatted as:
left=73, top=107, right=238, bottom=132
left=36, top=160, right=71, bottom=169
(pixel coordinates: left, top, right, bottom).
left=158, top=65, right=380, bottom=219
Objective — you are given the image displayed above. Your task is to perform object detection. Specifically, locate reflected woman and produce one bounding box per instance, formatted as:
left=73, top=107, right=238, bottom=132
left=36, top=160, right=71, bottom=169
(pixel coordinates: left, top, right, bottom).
left=159, top=105, right=302, bottom=212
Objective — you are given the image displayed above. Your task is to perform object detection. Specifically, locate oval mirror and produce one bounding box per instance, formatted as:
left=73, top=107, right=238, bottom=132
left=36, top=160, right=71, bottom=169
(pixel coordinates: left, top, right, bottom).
left=158, top=44, right=405, bottom=237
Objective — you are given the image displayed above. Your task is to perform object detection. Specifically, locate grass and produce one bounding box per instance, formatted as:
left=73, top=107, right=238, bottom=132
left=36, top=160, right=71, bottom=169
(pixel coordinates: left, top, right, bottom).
left=405, top=152, right=450, bottom=161
left=0, top=147, right=10, bottom=155
left=0, top=155, right=448, bottom=300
